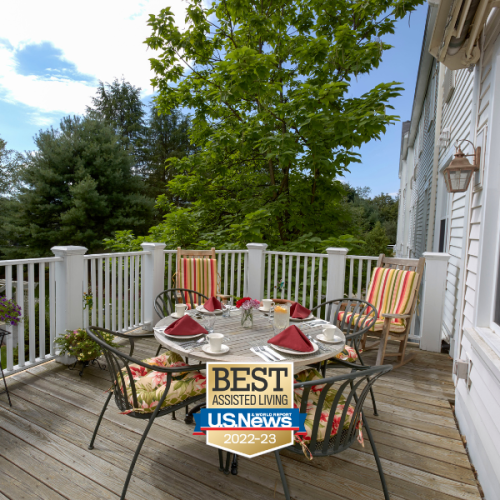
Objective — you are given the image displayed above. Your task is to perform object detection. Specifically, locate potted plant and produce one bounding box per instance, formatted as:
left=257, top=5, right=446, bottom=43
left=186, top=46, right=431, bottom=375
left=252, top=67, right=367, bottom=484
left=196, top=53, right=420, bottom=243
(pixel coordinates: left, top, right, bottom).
left=235, top=297, right=260, bottom=328
left=55, top=328, right=118, bottom=375
left=0, top=297, right=22, bottom=327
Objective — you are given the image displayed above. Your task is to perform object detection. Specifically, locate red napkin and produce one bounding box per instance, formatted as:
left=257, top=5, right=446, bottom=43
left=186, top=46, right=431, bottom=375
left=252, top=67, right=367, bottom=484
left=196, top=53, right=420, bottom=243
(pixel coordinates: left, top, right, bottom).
left=268, top=325, right=314, bottom=352
left=290, top=302, right=311, bottom=319
left=164, top=315, right=208, bottom=336
left=204, top=296, right=222, bottom=312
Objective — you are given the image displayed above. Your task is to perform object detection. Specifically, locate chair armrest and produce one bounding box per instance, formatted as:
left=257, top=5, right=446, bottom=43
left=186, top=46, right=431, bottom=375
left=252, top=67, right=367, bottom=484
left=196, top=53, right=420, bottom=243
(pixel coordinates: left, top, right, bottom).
left=381, top=313, right=411, bottom=319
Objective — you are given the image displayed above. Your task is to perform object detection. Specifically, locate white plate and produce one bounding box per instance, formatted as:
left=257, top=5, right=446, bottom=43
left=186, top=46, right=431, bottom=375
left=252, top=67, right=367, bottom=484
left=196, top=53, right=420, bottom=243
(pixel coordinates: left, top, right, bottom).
left=170, top=312, right=188, bottom=319
left=196, top=305, right=223, bottom=315
left=290, top=313, right=315, bottom=322
left=159, top=330, right=205, bottom=341
left=269, top=342, right=319, bottom=355
left=258, top=307, right=272, bottom=313
left=202, top=344, right=230, bottom=354
left=316, top=333, right=344, bottom=344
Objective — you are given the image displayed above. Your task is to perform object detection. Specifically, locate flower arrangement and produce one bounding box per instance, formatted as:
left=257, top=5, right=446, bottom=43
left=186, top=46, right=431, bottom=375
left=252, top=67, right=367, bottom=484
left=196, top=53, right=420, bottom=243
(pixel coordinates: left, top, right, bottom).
left=0, top=297, right=22, bottom=326
left=235, top=297, right=260, bottom=328
left=55, top=328, right=118, bottom=362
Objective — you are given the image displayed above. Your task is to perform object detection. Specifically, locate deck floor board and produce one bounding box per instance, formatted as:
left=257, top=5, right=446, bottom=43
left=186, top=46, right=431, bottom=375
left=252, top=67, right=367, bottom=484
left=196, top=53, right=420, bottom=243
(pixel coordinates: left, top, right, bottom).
left=0, top=340, right=482, bottom=500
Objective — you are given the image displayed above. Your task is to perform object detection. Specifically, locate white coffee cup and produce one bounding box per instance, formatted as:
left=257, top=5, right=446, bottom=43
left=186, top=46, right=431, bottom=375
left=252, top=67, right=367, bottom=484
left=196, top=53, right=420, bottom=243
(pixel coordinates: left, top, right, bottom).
left=322, top=325, right=338, bottom=341
left=208, top=333, right=224, bottom=353
left=262, top=299, right=274, bottom=311
left=175, top=303, right=187, bottom=317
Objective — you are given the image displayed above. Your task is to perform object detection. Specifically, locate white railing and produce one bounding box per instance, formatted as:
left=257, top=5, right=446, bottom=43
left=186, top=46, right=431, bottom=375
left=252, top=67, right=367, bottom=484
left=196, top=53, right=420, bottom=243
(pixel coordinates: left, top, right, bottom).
left=164, top=249, right=248, bottom=299
left=0, top=256, right=61, bottom=373
left=0, top=243, right=450, bottom=375
left=83, top=251, right=148, bottom=332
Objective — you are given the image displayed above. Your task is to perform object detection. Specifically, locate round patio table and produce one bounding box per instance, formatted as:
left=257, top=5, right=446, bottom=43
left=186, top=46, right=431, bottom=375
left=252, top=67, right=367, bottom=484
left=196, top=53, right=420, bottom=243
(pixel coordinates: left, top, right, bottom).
left=154, top=310, right=344, bottom=366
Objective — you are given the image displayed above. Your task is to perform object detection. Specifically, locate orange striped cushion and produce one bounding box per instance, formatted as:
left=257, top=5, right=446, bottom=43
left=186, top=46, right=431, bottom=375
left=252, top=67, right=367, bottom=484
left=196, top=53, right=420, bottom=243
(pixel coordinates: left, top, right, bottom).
left=179, top=258, right=217, bottom=303
left=338, top=312, right=407, bottom=333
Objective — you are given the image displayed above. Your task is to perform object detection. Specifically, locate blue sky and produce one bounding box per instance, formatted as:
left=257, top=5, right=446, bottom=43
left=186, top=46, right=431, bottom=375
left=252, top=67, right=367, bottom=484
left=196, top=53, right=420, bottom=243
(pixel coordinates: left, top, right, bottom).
left=0, top=1, right=427, bottom=196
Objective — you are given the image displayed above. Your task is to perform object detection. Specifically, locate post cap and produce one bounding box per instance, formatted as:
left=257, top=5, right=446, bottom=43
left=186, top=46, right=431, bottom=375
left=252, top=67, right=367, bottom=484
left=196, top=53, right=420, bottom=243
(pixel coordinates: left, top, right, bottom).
left=140, top=242, right=167, bottom=250
left=247, top=243, right=268, bottom=250
left=51, top=246, right=88, bottom=257
left=326, top=247, right=349, bottom=255
left=422, top=252, right=451, bottom=262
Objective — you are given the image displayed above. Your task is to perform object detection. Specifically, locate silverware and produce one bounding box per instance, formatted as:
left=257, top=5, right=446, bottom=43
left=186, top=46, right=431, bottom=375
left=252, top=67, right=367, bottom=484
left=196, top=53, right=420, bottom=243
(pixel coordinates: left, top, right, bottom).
left=263, top=346, right=286, bottom=361
left=251, top=347, right=274, bottom=362
left=256, top=346, right=280, bottom=361
left=307, top=334, right=328, bottom=352
left=180, top=337, right=206, bottom=348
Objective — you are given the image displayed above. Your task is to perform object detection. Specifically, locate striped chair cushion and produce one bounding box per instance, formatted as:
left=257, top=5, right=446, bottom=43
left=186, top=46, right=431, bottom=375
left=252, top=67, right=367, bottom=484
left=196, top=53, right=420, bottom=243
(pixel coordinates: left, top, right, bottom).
left=338, top=267, right=418, bottom=334
left=179, top=258, right=217, bottom=303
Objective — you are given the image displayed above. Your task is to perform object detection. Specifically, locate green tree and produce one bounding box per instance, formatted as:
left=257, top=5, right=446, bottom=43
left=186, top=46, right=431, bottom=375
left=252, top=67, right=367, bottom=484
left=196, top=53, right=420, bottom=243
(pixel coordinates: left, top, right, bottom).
left=87, top=78, right=146, bottom=168
left=142, top=0, right=419, bottom=249
left=363, top=221, right=391, bottom=257
left=7, top=116, right=153, bottom=257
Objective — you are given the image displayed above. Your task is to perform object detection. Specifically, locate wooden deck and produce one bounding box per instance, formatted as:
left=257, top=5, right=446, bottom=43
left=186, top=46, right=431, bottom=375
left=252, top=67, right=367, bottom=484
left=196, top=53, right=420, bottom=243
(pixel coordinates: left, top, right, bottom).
left=0, top=339, right=483, bottom=500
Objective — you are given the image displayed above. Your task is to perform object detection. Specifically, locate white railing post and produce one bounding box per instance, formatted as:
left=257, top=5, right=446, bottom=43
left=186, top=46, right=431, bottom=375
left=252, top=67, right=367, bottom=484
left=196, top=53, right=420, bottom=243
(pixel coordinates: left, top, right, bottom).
left=246, top=243, right=268, bottom=300
left=325, top=248, right=349, bottom=301
left=51, top=246, right=87, bottom=336
left=141, top=243, right=166, bottom=328
left=419, top=252, right=450, bottom=352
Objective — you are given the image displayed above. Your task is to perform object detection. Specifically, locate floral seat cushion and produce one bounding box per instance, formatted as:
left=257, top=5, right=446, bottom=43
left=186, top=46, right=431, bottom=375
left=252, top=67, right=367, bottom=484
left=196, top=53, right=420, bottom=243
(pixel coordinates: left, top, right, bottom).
left=293, top=368, right=360, bottom=444
left=116, top=351, right=206, bottom=414
left=330, top=345, right=359, bottom=363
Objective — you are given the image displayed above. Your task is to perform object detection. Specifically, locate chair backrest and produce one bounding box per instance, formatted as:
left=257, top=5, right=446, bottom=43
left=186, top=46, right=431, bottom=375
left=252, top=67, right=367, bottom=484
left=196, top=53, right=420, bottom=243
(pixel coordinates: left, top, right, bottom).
left=292, top=365, right=392, bottom=456
left=154, top=288, right=209, bottom=318
left=366, top=254, right=424, bottom=321
left=87, top=326, right=205, bottom=414
left=176, top=247, right=218, bottom=300
left=311, top=299, right=377, bottom=348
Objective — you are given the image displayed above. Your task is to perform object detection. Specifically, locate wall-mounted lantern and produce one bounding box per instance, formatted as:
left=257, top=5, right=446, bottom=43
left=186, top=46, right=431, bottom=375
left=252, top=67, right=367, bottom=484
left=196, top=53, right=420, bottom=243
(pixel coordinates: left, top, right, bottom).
left=443, top=139, right=480, bottom=193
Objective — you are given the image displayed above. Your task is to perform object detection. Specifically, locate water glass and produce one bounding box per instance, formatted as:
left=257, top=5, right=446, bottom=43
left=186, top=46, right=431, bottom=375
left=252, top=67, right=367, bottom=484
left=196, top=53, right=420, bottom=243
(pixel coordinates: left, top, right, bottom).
left=203, top=314, right=217, bottom=334
left=222, top=304, right=231, bottom=319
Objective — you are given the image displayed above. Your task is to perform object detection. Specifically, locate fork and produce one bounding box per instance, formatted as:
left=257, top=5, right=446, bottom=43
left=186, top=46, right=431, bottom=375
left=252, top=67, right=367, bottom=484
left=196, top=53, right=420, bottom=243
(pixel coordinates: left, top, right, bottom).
left=307, top=334, right=328, bottom=352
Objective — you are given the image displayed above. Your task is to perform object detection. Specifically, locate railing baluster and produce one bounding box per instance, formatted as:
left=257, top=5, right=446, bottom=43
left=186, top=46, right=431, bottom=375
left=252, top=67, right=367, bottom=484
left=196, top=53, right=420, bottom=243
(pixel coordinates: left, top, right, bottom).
left=281, top=255, right=286, bottom=299
left=317, top=257, right=323, bottom=307
left=287, top=256, right=293, bottom=301
left=16, top=264, right=25, bottom=368
left=224, top=252, right=229, bottom=295
left=302, top=256, right=308, bottom=305
left=91, top=259, right=97, bottom=326
left=112, top=257, right=117, bottom=331
left=98, top=257, right=104, bottom=328
left=135, top=255, right=140, bottom=326
left=83, top=259, right=89, bottom=328
left=243, top=252, right=248, bottom=296
left=5, top=265, right=13, bottom=371
left=49, top=262, right=55, bottom=357
left=28, top=263, right=35, bottom=363
left=357, top=259, right=363, bottom=299
left=266, top=254, right=271, bottom=299
left=295, top=256, right=300, bottom=302
left=118, top=257, right=123, bottom=331
left=105, top=257, right=110, bottom=330
left=366, top=260, right=372, bottom=300
left=39, top=263, right=45, bottom=359
left=348, top=258, right=354, bottom=297
left=141, top=255, right=145, bottom=325
left=237, top=253, right=242, bottom=299
left=309, top=257, right=316, bottom=310
left=129, top=255, right=135, bottom=328
left=217, top=253, right=222, bottom=292
left=124, top=256, right=129, bottom=330
left=273, top=254, right=279, bottom=298
left=167, top=252, right=173, bottom=288
left=230, top=253, right=235, bottom=299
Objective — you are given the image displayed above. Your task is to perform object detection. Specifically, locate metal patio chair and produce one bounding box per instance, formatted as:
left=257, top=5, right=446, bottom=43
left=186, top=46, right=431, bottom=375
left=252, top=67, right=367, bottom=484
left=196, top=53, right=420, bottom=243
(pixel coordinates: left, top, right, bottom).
left=311, top=298, right=379, bottom=414
left=0, top=328, right=12, bottom=407
left=276, top=364, right=393, bottom=500
left=86, top=326, right=207, bottom=500
left=154, top=288, right=209, bottom=318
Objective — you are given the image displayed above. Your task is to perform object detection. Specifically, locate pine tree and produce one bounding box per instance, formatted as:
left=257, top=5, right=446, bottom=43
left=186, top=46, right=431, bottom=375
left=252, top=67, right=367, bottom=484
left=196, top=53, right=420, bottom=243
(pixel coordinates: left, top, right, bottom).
left=9, top=116, right=154, bottom=256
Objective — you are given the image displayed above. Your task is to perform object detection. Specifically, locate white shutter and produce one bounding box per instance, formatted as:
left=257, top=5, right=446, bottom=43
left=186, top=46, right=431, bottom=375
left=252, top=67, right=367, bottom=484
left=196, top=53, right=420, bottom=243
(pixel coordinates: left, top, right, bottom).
left=443, top=67, right=455, bottom=103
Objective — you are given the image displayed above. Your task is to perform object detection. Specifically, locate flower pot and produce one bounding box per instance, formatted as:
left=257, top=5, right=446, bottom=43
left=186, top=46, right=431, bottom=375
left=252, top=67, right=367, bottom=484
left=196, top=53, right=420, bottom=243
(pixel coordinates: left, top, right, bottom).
left=55, top=353, right=78, bottom=365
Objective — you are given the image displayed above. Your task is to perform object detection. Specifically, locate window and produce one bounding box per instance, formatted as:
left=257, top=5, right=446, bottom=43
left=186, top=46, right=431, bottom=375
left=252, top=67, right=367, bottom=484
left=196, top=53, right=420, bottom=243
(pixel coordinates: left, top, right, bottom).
left=494, top=251, right=500, bottom=326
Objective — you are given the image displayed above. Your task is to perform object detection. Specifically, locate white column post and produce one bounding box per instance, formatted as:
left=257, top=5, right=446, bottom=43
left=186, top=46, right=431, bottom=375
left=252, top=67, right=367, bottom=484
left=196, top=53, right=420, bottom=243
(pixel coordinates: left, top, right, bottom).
left=141, top=243, right=166, bottom=328
left=246, top=243, right=268, bottom=300
left=51, top=246, right=87, bottom=336
left=325, top=248, right=349, bottom=301
left=419, top=252, right=450, bottom=352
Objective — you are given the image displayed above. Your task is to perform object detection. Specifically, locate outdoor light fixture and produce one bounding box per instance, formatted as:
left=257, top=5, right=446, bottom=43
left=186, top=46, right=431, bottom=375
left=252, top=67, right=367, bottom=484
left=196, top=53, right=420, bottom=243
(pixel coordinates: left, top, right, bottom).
left=443, top=139, right=480, bottom=193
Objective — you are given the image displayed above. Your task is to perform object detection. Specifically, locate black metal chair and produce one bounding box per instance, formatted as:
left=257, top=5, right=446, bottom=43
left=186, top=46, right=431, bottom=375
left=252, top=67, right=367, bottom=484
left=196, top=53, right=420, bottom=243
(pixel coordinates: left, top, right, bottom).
left=276, top=364, right=392, bottom=500
left=154, top=288, right=209, bottom=319
left=86, top=326, right=207, bottom=500
left=0, top=328, right=12, bottom=407
left=311, top=299, right=379, bottom=414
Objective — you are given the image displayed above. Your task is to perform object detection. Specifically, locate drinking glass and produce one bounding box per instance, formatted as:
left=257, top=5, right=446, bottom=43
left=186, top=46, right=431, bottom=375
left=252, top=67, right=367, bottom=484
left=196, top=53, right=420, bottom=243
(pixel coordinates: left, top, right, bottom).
left=203, top=314, right=217, bottom=334
left=273, top=303, right=290, bottom=334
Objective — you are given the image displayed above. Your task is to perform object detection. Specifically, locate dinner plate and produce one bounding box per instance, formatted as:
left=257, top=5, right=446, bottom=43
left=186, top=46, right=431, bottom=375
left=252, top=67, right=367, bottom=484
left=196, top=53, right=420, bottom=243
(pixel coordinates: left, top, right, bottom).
left=154, top=328, right=205, bottom=341
left=290, top=313, right=315, bottom=322
left=316, top=333, right=344, bottom=344
left=196, top=305, right=223, bottom=315
left=269, top=342, right=319, bottom=355
left=202, top=344, right=230, bottom=354
left=170, top=312, right=188, bottom=319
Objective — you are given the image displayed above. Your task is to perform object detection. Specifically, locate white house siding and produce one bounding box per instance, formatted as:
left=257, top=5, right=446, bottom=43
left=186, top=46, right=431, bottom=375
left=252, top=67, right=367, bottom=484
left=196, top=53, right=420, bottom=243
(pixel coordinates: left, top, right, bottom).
left=454, top=9, right=500, bottom=500
left=439, top=67, right=475, bottom=355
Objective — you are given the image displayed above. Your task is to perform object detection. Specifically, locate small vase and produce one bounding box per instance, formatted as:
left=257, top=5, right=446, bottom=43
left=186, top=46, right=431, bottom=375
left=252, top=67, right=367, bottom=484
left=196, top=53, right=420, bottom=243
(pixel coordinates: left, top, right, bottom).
left=241, top=309, right=254, bottom=328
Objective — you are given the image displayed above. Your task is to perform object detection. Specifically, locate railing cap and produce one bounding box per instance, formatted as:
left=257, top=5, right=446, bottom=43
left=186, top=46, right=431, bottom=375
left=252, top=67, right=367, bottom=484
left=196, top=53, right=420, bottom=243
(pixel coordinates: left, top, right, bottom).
left=247, top=243, right=268, bottom=250
left=326, top=247, right=349, bottom=255
left=51, top=246, right=88, bottom=257
left=422, top=252, right=451, bottom=262
left=140, top=242, right=167, bottom=251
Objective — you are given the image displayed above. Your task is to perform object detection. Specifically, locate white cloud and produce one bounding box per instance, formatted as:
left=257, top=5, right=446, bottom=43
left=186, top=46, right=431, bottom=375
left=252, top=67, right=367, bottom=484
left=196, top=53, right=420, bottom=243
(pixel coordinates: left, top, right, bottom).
left=0, top=0, right=189, bottom=116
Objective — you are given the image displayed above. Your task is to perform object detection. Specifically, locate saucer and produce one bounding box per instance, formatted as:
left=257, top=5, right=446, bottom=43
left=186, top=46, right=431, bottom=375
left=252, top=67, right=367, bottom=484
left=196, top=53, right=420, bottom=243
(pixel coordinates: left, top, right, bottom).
left=202, top=344, right=229, bottom=355
left=290, top=313, right=315, bottom=322
left=171, top=312, right=188, bottom=319
left=196, top=305, right=223, bottom=315
left=258, top=307, right=272, bottom=313
left=316, top=333, right=344, bottom=344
